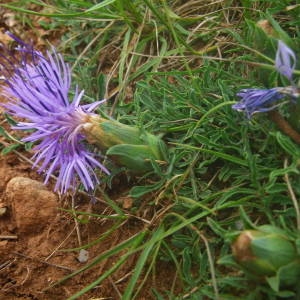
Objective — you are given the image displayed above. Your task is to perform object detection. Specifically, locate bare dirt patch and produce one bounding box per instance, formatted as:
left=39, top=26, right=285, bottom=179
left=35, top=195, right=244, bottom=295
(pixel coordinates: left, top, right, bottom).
left=0, top=157, right=125, bottom=299
left=0, top=144, right=179, bottom=300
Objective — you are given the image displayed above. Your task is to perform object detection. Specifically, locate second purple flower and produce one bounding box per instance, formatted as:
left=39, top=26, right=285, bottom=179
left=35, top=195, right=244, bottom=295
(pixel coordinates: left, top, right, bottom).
left=232, top=40, right=298, bottom=118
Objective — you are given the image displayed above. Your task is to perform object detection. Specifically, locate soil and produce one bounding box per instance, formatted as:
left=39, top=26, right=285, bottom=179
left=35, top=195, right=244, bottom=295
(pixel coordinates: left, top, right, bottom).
left=0, top=150, right=178, bottom=300
left=0, top=7, right=179, bottom=300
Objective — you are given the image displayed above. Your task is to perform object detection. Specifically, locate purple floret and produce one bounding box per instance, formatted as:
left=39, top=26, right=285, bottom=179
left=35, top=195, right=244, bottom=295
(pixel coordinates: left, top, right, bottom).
left=275, top=40, right=296, bottom=81
left=233, top=40, right=298, bottom=118
left=1, top=33, right=109, bottom=193
left=232, top=88, right=284, bottom=118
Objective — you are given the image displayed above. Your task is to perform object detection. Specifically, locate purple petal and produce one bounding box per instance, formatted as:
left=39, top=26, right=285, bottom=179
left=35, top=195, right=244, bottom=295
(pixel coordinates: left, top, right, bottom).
left=232, top=88, right=284, bottom=118
left=0, top=34, right=109, bottom=193
left=275, top=40, right=296, bottom=81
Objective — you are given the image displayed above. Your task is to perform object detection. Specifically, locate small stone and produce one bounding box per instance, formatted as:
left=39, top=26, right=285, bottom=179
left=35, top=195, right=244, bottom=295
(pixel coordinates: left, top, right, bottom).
left=78, top=249, right=89, bottom=263
left=5, top=177, right=58, bottom=234
left=122, top=197, right=133, bottom=209
left=0, top=206, right=7, bottom=217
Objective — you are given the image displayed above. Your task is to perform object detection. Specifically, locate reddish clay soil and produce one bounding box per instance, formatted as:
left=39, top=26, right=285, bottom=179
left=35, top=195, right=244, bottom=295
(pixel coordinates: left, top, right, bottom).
left=0, top=151, right=179, bottom=299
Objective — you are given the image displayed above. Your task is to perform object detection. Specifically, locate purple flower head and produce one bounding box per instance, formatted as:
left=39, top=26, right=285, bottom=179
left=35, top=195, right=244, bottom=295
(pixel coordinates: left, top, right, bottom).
left=275, top=40, right=296, bottom=81
left=233, top=40, right=298, bottom=118
left=232, top=88, right=284, bottom=118
left=1, top=33, right=109, bottom=193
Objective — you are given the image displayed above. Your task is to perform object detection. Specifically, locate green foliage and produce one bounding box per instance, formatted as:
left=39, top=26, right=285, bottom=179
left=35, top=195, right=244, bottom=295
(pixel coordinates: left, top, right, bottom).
left=0, top=115, right=32, bottom=154
left=2, top=0, right=300, bottom=299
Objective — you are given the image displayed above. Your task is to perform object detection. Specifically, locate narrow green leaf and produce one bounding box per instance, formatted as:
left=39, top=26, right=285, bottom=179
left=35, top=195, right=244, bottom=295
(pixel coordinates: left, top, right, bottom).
left=130, top=181, right=164, bottom=198
left=49, top=231, right=146, bottom=288
left=1, top=143, right=20, bottom=155
left=171, top=142, right=248, bottom=166
left=123, top=226, right=165, bottom=300
left=67, top=229, right=145, bottom=300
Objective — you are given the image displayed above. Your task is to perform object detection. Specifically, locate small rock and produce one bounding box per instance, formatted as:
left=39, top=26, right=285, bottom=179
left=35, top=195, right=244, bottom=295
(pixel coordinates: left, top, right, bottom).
left=0, top=204, right=7, bottom=217
left=5, top=177, right=58, bottom=234
left=121, top=197, right=133, bottom=209
left=78, top=249, right=89, bottom=263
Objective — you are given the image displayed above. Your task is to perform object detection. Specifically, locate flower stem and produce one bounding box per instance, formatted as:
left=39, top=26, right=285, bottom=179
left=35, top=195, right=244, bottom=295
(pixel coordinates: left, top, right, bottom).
left=268, top=111, right=300, bottom=144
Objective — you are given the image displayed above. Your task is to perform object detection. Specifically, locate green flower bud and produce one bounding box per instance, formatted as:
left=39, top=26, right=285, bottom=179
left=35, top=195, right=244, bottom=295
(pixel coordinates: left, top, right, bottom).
left=83, top=115, right=167, bottom=172
left=232, top=226, right=297, bottom=278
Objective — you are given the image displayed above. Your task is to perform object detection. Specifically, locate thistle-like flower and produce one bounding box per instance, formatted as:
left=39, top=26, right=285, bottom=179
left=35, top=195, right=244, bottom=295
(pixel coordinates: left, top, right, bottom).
left=0, top=33, right=109, bottom=193
left=232, top=40, right=298, bottom=117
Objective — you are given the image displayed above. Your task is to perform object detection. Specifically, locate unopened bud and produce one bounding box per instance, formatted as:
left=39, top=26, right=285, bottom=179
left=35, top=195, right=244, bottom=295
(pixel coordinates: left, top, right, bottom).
left=83, top=115, right=167, bottom=172
left=232, top=226, right=297, bottom=278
